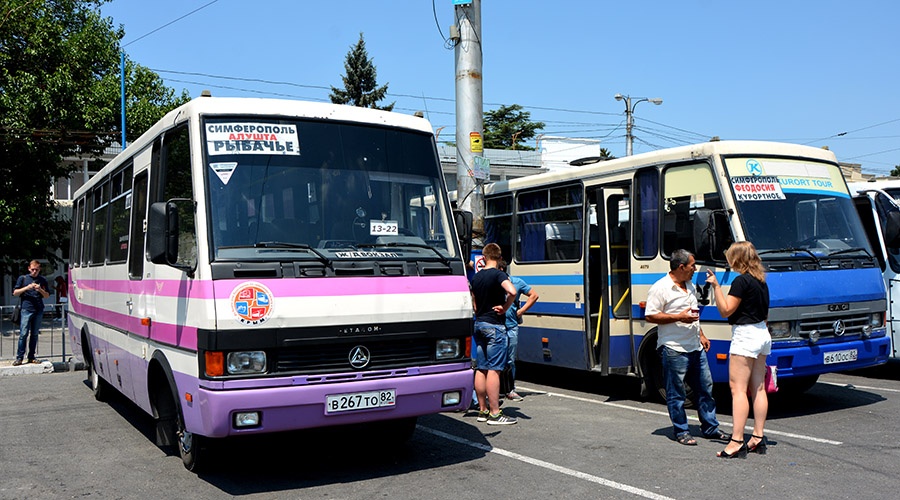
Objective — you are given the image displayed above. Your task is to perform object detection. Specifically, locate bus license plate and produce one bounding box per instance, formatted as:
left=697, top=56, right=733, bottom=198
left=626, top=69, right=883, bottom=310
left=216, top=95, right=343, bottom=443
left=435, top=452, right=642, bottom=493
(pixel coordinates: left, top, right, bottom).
left=823, top=349, right=857, bottom=365
left=326, top=390, right=396, bottom=413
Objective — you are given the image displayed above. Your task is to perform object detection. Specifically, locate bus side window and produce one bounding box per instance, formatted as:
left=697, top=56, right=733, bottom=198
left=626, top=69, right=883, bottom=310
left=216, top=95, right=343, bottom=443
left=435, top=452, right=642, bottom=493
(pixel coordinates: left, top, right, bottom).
left=661, top=162, right=720, bottom=260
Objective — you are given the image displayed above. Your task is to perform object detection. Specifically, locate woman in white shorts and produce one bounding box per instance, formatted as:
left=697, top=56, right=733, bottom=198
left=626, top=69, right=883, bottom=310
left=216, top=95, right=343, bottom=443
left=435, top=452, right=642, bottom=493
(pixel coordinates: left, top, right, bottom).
left=706, top=241, right=771, bottom=459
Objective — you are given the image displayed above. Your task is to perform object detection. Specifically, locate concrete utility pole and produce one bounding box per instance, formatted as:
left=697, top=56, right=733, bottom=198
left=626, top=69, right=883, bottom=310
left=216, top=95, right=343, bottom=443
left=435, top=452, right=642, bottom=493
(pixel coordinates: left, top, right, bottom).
left=454, top=0, right=484, bottom=244
left=615, top=93, right=662, bottom=156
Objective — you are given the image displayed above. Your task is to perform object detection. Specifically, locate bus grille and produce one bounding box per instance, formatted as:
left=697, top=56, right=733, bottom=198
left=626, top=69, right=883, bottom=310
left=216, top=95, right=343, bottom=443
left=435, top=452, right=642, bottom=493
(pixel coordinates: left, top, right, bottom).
left=274, top=338, right=434, bottom=374
left=799, top=313, right=871, bottom=339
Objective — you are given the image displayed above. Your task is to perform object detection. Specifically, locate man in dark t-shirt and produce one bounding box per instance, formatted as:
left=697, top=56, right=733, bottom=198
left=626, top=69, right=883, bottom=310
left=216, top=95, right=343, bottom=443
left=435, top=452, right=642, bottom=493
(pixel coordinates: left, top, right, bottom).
left=12, top=260, right=50, bottom=365
left=469, top=243, right=518, bottom=425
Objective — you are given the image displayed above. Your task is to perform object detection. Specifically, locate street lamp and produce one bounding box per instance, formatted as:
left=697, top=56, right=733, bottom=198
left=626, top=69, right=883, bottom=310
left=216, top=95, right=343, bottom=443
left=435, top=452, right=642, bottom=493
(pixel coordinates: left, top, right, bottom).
left=615, top=93, right=663, bottom=156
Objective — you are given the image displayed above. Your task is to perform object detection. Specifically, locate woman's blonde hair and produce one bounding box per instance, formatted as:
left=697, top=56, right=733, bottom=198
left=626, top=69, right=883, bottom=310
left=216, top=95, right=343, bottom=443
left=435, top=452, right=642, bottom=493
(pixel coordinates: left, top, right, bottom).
left=725, top=241, right=766, bottom=283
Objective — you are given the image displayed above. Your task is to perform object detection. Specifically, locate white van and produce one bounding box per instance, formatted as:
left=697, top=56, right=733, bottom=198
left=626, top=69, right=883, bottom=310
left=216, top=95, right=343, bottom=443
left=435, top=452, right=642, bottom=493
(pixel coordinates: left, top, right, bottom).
left=849, top=180, right=900, bottom=358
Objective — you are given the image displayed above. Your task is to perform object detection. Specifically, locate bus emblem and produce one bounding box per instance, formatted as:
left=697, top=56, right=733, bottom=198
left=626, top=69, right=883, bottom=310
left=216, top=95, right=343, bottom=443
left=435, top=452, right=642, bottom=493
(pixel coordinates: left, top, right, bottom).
left=746, top=159, right=763, bottom=176
left=230, top=282, right=274, bottom=326
left=832, top=319, right=846, bottom=336
left=349, top=346, right=371, bottom=369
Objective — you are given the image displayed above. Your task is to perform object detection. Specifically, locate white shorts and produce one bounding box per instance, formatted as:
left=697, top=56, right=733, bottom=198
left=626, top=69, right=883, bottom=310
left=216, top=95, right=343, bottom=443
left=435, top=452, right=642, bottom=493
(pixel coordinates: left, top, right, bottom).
left=729, top=321, right=772, bottom=358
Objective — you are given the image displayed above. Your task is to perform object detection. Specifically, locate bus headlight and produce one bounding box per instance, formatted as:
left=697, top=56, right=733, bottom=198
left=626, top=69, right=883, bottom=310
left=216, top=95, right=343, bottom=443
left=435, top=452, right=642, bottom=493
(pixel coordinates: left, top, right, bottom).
left=226, top=351, right=267, bottom=374
left=869, top=313, right=884, bottom=328
left=768, top=321, right=792, bottom=339
left=436, top=339, right=461, bottom=360
left=808, top=330, right=820, bottom=344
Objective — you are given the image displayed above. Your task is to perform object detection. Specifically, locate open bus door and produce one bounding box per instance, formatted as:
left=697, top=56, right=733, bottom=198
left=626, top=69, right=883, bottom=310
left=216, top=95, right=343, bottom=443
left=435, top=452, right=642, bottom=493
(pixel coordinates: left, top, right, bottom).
left=587, top=186, right=633, bottom=375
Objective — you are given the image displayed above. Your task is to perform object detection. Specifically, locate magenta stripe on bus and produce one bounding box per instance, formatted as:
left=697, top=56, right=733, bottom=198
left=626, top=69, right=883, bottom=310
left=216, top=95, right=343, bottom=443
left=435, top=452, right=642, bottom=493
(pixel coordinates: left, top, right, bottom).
left=73, top=275, right=468, bottom=300
left=69, top=295, right=199, bottom=351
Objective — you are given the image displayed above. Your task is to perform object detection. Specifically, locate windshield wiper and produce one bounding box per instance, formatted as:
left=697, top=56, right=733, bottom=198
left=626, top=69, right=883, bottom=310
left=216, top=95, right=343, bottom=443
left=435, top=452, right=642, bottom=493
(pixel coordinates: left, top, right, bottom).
left=758, top=247, right=821, bottom=265
left=356, top=242, right=451, bottom=266
left=220, top=242, right=332, bottom=267
left=826, top=247, right=872, bottom=259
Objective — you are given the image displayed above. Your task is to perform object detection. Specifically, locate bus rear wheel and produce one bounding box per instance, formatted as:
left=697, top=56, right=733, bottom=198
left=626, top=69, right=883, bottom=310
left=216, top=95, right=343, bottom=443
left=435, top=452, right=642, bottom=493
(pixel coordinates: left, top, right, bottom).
left=84, top=334, right=110, bottom=401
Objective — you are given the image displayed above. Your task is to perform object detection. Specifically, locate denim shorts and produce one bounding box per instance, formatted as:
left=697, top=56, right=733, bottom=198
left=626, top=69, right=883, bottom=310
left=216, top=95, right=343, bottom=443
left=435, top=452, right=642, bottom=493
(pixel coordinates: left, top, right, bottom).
left=474, top=321, right=509, bottom=371
left=730, top=321, right=772, bottom=358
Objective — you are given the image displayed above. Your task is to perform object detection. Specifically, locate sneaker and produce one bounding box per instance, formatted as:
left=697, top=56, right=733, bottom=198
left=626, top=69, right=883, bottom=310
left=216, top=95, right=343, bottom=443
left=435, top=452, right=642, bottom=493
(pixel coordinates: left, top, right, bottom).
left=476, top=410, right=490, bottom=422
left=28, top=359, right=40, bottom=364
left=486, top=411, right=517, bottom=426
left=12, top=359, right=23, bottom=366
left=506, top=391, right=524, bottom=402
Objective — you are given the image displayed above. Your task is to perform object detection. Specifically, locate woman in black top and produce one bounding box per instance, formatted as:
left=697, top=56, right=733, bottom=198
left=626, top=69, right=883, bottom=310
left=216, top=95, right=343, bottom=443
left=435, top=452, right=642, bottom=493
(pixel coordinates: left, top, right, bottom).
left=706, top=241, right=771, bottom=459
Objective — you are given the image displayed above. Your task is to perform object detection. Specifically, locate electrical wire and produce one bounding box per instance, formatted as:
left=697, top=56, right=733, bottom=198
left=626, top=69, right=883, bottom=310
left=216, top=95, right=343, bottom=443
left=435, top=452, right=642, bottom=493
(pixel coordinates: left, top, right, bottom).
left=123, top=0, right=220, bottom=47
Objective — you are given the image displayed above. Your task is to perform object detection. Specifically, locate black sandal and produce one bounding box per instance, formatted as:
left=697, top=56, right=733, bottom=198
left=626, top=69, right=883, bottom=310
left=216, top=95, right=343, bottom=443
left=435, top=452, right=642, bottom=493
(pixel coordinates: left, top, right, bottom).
left=747, top=434, right=767, bottom=455
left=717, top=438, right=748, bottom=459
left=676, top=433, right=697, bottom=446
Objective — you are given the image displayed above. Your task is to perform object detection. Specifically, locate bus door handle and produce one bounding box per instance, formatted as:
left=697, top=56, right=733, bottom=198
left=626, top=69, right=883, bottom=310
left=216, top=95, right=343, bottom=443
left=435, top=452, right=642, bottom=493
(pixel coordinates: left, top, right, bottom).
left=126, top=299, right=133, bottom=314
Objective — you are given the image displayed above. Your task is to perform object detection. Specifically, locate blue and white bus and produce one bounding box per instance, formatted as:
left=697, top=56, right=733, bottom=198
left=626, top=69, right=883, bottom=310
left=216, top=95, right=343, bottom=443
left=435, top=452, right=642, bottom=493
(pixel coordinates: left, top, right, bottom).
left=481, top=140, right=890, bottom=399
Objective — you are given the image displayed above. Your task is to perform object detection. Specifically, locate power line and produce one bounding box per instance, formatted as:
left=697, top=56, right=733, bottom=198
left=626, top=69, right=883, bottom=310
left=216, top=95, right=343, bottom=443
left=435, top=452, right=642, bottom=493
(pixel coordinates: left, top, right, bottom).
left=123, top=0, right=220, bottom=47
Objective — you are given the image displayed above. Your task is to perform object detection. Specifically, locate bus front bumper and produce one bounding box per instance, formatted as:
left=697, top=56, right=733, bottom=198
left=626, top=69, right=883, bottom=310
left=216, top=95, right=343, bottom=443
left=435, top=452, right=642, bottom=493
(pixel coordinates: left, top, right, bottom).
left=183, top=364, right=474, bottom=438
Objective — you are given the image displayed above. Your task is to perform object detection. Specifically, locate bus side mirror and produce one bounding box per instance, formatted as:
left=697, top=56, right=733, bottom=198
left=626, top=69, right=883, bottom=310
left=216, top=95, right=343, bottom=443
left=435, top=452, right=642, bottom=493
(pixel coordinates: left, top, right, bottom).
left=693, top=208, right=732, bottom=262
left=148, top=201, right=180, bottom=265
left=453, top=209, right=473, bottom=262
left=885, top=211, right=900, bottom=248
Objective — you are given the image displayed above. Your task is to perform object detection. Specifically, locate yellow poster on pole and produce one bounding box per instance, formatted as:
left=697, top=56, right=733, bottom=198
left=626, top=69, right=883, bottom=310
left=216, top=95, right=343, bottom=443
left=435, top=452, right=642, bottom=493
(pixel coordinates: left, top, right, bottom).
left=469, top=132, right=483, bottom=153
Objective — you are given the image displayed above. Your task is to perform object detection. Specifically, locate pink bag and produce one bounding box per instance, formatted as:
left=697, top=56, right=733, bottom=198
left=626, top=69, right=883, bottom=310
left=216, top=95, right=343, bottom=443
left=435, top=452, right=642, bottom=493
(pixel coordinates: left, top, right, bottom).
left=765, top=366, right=778, bottom=393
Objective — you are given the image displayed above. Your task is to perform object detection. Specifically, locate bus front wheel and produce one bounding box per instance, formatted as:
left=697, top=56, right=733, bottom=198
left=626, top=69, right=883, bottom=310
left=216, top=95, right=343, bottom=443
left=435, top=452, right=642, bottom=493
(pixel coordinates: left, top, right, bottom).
left=639, top=337, right=695, bottom=407
left=777, top=374, right=819, bottom=394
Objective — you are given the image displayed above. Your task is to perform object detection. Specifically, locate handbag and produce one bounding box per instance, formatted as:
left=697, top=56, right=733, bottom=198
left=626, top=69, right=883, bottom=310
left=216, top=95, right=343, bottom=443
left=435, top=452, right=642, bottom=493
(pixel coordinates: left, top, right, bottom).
left=11, top=304, right=21, bottom=325
left=765, top=365, right=778, bottom=393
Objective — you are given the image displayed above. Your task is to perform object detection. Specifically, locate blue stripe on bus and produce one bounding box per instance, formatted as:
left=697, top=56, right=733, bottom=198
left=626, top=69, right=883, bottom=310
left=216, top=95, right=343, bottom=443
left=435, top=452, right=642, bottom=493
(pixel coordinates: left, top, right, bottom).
left=527, top=301, right=583, bottom=316
left=515, top=274, right=585, bottom=286
left=781, top=187, right=850, bottom=198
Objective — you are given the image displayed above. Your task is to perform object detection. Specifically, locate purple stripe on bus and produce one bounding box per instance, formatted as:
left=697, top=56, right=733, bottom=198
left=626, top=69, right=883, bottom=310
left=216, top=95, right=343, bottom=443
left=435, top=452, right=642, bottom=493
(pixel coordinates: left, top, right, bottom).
left=69, top=295, right=199, bottom=350
left=73, top=275, right=468, bottom=300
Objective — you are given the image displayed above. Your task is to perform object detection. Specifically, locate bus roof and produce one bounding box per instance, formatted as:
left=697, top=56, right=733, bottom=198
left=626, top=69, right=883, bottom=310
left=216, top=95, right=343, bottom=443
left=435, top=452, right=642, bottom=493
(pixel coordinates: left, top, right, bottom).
left=483, top=140, right=838, bottom=195
left=78, top=96, right=435, bottom=197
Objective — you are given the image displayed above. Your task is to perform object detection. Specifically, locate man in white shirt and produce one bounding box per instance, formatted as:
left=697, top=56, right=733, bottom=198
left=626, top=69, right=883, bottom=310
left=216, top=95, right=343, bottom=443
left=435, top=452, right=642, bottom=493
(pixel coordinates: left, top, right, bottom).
left=645, top=249, right=727, bottom=446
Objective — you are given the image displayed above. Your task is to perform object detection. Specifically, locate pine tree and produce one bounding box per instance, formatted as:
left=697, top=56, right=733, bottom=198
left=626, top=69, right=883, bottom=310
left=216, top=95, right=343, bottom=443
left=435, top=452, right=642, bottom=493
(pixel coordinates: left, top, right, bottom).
left=330, top=33, right=394, bottom=111
left=483, top=104, right=545, bottom=150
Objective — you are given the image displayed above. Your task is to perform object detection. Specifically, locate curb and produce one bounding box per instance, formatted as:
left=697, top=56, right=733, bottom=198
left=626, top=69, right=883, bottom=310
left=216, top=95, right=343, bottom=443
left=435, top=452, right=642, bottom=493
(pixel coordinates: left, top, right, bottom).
left=0, top=358, right=85, bottom=376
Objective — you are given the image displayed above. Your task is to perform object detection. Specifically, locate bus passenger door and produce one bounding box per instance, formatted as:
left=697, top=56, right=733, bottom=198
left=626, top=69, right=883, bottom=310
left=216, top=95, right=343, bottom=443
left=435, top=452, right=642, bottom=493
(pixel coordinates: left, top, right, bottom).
left=587, top=187, right=632, bottom=374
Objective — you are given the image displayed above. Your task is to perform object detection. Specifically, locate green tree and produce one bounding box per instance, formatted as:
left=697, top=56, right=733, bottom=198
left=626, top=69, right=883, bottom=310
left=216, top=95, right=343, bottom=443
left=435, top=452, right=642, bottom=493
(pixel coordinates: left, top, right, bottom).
left=599, top=148, right=615, bottom=160
left=483, top=104, right=544, bottom=150
left=0, top=0, right=187, bottom=274
left=890, top=165, right=900, bottom=177
left=330, top=33, right=394, bottom=111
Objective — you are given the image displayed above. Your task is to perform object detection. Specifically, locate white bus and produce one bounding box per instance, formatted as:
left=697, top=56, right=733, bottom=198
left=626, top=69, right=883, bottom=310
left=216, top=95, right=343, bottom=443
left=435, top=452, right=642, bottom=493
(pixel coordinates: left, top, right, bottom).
left=849, top=180, right=900, bottom=358
left=68, top=95, right=474, bottom=471
left=480, top=140, right=890, bottom=399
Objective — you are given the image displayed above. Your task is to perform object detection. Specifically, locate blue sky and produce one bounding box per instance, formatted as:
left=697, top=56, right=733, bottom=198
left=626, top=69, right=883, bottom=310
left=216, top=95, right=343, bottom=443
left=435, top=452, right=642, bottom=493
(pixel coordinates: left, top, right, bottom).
left=102, top=0, right=900, bottom=175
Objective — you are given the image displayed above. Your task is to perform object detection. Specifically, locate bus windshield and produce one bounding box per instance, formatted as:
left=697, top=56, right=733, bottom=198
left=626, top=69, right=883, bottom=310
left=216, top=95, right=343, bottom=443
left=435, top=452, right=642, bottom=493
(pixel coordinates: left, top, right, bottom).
left=724, top=156, right=873, bottom=257
left=203, top=118, right=455, bottom=261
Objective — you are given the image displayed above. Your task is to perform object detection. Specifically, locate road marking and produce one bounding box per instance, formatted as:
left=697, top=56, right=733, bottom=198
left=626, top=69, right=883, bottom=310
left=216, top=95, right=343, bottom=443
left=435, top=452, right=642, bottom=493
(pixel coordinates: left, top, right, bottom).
left=819, top=381, right=900, bottom=393
left=516, top=385, right=842, bottom=446
left=418, top=425, right=675, bottom=500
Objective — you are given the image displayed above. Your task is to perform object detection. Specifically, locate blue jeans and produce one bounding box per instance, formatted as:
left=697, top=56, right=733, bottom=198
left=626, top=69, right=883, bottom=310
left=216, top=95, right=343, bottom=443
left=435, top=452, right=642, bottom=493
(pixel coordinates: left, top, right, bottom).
left=506, top=325, right=519, bottom=388
left=474, top=321, right=509, bottom=371
left=17, top=308, right=43, bottom=361
left=660, top=346, right=720, bottom=438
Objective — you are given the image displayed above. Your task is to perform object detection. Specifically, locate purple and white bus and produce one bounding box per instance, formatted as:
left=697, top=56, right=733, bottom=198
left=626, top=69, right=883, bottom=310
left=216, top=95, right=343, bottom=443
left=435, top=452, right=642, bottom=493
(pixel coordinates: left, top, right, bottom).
left=67, top=94, right=474, bottom=471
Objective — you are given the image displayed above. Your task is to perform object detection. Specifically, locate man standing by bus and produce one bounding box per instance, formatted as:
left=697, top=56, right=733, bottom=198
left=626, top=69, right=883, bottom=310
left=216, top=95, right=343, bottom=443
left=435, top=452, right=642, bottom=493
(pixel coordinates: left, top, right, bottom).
left=12, top=260, right=50, bottom=366
left=470, top=243, right=518, bottom=425
left=645, top=249, right=728, bottom=445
